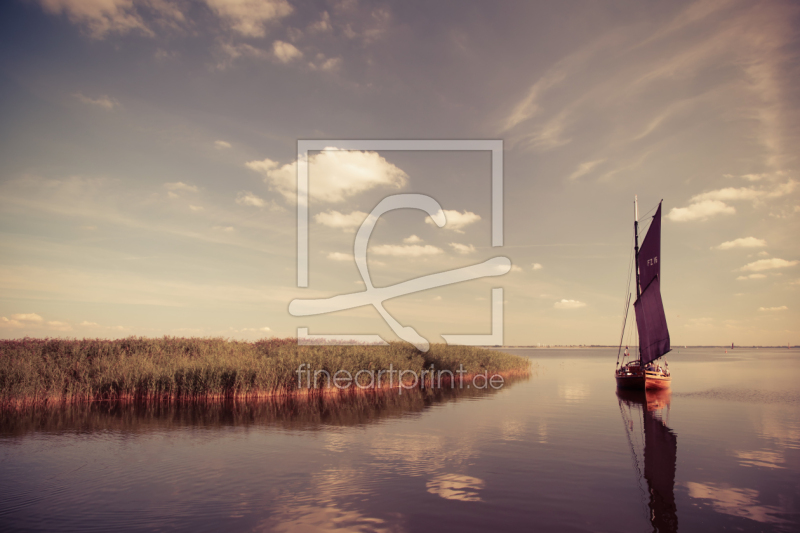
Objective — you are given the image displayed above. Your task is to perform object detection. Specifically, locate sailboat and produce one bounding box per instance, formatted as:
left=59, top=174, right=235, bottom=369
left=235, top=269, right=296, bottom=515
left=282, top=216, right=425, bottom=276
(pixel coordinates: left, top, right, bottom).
left=616, top=197, right=672, bottom=390
left=617, top=389, right=679, bottom=532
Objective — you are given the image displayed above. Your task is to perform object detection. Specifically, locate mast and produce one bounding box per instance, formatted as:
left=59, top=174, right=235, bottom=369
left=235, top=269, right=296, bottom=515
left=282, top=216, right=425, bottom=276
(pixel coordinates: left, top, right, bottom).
left=634, top=195, right=641, bottom=300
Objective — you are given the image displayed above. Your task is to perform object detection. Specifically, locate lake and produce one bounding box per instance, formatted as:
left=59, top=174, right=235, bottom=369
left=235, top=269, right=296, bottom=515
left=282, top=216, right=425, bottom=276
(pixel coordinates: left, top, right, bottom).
left=1, top=348, right=798, bottom=532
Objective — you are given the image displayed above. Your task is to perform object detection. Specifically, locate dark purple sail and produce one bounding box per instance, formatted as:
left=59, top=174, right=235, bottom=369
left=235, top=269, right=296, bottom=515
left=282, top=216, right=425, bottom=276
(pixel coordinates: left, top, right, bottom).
left=635, top=277, right=670, bottom=366
left=638, top=203, right=662, bottom=293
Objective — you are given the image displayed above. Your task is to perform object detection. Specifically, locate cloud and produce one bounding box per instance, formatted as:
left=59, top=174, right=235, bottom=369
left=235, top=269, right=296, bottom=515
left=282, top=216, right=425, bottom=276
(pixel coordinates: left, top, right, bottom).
left=327, top=252, right=353, bottom=262
left=567, top=158, right=606, bottom=180
left=189, top=205, right=204, bottom=211
left=737, top=274, right=767, bottom=280
left=739, top=258, right=799, bottom=272
left=246, top=150, right=408, bottom=204
left=714, top=237, right=767, bottom=250
left=758, top=306, right=788, bottom=312
left=370, top=244, right=443, bottom=257
left=47, top=320, right=72, bottom=331
left=205, top=0, right=292, bottom=37
left=11, top=313, right=44, bottom=322
left=425, top=209, right=481, bottom=233
left=510, top=265, right=523, bottom=272
left=79, top=321, right=100, bottom=327
left=532, top=263, right=543, bottom=270
left=666, top=200, right=735, bottom=222
left=273, top=40, right=302, bottom=63
left=403, top=235, right=422, bottom=244
left=164, top=182, right=198, bottom=193
left=212, top=225, right=234, bottom=232
left=215, top=140, right=232, bottom=149
left=314, top=210, right=368, bottom=232
left=449, top=243, right=475, bottom=254
left=690, top=181, right=797, bottom=203
left=554, top=299, right=586, bottom=309
left=37, top=0, right=150, bottom=39
left=235, top=191, right=266, bottom=208
left=74, top=93, right=119, bottom=110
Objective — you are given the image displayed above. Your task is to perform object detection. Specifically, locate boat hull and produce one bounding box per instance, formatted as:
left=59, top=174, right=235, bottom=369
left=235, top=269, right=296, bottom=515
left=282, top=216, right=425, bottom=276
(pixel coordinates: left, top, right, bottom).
left=645, top=371, right=671, bottom=390
left=616, top=373, right=645, bottom=390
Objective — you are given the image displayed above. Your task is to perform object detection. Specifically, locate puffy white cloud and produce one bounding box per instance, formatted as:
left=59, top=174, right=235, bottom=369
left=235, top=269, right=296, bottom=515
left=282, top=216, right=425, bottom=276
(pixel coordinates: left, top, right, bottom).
left=74, top=93, right=119, bottom=109
left=739, top=258, right=799, bottom=272
left=327, top=252, right=353, bottom=262
left=449, top=243, right=475, bottom=254
left=272, top=40, right=302, bottom=63
left=510, top=265, right=523, bottom=272
left=425, top=209, right=481, bottom=233
left=532, top=263, right=543, bottom=270
left=713, top=237, right=767, bottom=250
left=37, top=0, right=150, bottom=38
left=666, top=200, right=735, bottom=222
left=403, top=235, right=422, bottom=244
left=235, top=191, right=266, bottom=208
left=371, top=244, right=443, bottom=257
left=246, top=150, right=408, bottom=204
left=215, top=140, right=232, bottom=149
left=164, top=182, right=198, bottom=193
left=758, top=306, right=788, bottom=312
left=314, top=210, right=368, bottom=231
left=554, top=299, right=586, bottom=309
left=205, top=0, right=292, bottom=37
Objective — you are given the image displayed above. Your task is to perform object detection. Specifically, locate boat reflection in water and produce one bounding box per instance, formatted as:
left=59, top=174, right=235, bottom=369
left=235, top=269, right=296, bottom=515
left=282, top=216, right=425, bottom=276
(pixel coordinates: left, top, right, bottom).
left=618, top=389, right=678, bottom=533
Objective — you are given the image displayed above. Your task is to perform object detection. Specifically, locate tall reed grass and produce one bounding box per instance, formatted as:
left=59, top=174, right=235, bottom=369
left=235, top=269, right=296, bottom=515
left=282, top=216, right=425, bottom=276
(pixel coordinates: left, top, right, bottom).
left=0, top=337, right=529, bottom=408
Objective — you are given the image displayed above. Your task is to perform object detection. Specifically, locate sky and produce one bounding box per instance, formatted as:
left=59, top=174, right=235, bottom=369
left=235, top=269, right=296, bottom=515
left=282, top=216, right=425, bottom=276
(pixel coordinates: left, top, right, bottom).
left=0, top=0, right=798, bottom=346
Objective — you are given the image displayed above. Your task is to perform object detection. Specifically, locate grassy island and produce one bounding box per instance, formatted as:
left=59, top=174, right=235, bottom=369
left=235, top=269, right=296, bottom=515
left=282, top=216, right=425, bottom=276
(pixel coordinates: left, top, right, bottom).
left=0, top=337, right=530, bottom=409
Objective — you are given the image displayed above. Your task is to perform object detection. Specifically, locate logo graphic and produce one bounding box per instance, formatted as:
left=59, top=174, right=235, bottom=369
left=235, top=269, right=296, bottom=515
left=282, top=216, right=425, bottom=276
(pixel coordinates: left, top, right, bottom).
left=290, top=140, right=507, bottom=351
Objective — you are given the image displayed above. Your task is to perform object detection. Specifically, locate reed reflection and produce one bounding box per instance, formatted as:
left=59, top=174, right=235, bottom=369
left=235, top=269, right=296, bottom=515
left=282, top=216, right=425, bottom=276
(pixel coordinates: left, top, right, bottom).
left=0, top=376, right=526, bottom=437
left=618, top=389, right=678, bottom=533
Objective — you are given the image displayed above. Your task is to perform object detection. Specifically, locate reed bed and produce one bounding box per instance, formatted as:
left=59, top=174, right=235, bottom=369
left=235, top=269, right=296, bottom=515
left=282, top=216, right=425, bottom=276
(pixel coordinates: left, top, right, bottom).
left=0, top=337, right=530, bottom=409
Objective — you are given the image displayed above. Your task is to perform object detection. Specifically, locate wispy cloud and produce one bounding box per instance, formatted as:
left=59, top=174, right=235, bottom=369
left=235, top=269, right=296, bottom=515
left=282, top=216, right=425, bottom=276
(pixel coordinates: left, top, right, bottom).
left=205, top=0, right=293, bottom=38
left=567, top=159, right=606, bottom=181
left=667, top=200, right=735, bottom=222
left=214, top=140, right=232, bottom=149
left=714, top=237, right=767, bottom=250
left=164, top=182, right=198, bottom=193
left=314, top=210, right=368, bottom=232
left=739, top=258, right=798, bottom=272
left=371, top=244, right=443, bottom=257
left=426, top=210, right=480, bottom=233
left=449, top=243, right=475, bottom=255
left=403, top=235, right=422, bottom=244
left=758, top=306, right=787, bottom=312
left=532, top=263, right=543, bottom=271
left=554, top=299, right=586, bottom=309
left=74, top=93, right=119, bottom=110
left=235, top=191, right=267, bottom=208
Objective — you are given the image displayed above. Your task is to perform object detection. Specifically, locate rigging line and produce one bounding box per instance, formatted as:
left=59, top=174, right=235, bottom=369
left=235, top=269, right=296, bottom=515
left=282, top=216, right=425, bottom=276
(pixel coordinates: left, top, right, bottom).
left=617, top=227, right=636, bottom=365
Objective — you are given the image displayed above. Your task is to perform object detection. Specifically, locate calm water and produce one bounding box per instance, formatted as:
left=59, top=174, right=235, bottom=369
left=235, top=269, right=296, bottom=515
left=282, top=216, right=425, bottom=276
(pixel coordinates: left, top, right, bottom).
left=1, top=348, right=798, bottom=532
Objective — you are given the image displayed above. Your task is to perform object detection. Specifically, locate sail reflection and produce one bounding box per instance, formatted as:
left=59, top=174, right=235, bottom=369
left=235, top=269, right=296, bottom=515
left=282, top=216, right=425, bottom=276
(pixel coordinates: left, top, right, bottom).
left=618, top=389, right=678, bottom=533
